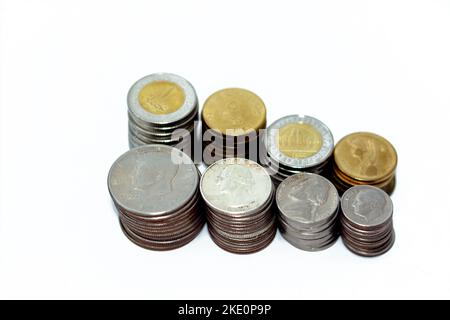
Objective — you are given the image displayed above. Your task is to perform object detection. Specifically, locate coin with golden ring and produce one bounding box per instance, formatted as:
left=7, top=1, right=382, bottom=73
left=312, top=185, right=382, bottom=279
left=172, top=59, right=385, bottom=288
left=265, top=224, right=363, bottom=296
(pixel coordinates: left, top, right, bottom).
left=265, top=115, right=334, bottom=169
left=334, top=132, right=397, bottom=183
left=202, top=88, right=266, bottom=136
left=128, top=73, right=198, bottom=126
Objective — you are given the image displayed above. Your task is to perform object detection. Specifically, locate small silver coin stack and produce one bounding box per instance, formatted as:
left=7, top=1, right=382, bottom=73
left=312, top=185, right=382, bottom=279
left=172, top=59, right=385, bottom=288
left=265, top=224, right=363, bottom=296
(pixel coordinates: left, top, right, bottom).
left=200, top=158, right=276, bottom=254
left=263, top=115, right=334, bottom=187
left=340, top=185, right=395, bottom=257
left=108, top=145, right=204, bottom=251
left=127, top=73, right=198, bottom=151
left=276, top=173, right=340, bottom=251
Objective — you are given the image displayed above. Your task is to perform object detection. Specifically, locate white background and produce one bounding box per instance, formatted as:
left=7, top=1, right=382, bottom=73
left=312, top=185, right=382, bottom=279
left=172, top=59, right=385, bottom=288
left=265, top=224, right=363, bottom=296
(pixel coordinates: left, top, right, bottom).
left=1, top=0, right=449, bottom=299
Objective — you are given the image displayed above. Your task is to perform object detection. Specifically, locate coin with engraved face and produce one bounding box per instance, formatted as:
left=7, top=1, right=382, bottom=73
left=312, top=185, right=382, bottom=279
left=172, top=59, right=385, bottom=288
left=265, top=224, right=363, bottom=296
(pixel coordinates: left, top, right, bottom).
left=202, top=88, right=266, bottom=136
left=334, top=132, right=397, bottom=183
left=200, top=158, right=272, bottom=215
left=277, top=172, right=339, bottom=226
left=108, top=145, right=199, bottom=216
left=341, top=185, right=393, bottom=228
left=265, top=115, right=334, bottom=169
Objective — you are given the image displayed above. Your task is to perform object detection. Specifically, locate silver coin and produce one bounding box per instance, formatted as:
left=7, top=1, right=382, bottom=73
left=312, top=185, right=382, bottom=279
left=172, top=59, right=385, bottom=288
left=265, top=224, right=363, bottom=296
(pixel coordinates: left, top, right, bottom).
left=276, top=173, right=339, bottom=227
left=108, top=145, right=198, bottom=216
left=281, top=231, right=339, bottom=252
left=264, top=115, right=334, bottom=169
left=127, top=73, right=198, bottom=126
left=341, top=185, right=393, bottom=229
left=200, top=158, right=273, bottom=216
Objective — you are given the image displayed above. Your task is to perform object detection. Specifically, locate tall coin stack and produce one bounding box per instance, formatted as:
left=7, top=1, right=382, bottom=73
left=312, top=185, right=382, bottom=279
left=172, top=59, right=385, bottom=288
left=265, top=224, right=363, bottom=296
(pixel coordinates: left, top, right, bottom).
left=263, top=115, right=334, bottom=187
left=276, top=173, right=340, bottom=251
left=201, top=88, right=266, bottom=166
left=200, top=158, right=276, bottom=254
left=108, top=145, right=204, bottom=251
left=340, top=186, right=395, bottom=257
left=127, top=73, right=198, bottom=153
left=332, top=132, right=397, bottom=195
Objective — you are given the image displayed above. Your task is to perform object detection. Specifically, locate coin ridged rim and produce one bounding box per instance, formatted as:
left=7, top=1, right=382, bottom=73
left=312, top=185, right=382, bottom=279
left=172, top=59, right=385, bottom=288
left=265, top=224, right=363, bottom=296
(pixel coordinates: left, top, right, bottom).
left=341, top=185, right=393, bottom=228
left=265, top=115, right=334, bottom=169
left=108, top=145, right=199, bottom=216
left=128, top=73, right=198, bottom=125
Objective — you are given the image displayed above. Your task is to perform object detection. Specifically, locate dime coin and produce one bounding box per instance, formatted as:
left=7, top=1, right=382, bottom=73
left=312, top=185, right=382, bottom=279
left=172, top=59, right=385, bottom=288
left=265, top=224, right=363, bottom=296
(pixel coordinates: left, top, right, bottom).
left=340, top=185, right=395, bottom=257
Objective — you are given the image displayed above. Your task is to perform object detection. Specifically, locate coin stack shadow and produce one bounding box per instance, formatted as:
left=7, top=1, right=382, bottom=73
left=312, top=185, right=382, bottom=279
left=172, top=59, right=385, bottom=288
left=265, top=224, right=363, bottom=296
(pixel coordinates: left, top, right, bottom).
left=331, top=132, right=397, bottom=195
left=108, top=145, right=204, bottom=251
left=127, top=73, right=198, bottom=153
left=276, top=173, right=340, bottom=251
left=200, top=158, right=276, bottom=254
left=340, top=186, right=395, bottom=257
left=263, top=115, right=334, bottom=187
left=201, top=88, right=266, bottom=166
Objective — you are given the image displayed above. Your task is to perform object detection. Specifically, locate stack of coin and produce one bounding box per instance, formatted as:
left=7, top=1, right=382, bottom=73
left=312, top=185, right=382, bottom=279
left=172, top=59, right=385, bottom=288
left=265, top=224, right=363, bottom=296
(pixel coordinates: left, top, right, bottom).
left=332, top=132, right=397, bottom=195
left=127, top=73, right=198, bottom=153
left=340, top=185, right=395, bottom=257
left=276, top=173, right=340, bottom=251
left=107, top=145, right=204, bottom=251
left=200, top=158, right=276, bottom=254
left=201, top=88, right=266, bottom=166
left=263, top=115, right=334, bottom=187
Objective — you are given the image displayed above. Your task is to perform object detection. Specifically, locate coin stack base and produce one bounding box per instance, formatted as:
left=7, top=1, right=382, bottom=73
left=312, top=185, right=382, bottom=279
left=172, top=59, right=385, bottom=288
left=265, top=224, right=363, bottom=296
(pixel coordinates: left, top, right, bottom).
left=201, top=158, right=276, bottom=254
left=340, top=185, right=395, bottom=257
left=276, top=173, right=340, bottom=252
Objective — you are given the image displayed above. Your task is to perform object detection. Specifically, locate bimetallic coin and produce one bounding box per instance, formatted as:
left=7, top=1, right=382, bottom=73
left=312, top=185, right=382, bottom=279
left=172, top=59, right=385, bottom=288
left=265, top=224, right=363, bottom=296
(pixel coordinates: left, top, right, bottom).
left=265, top=115, right=334, bottom=169
left=202, top=88, right=266, bottom=136
left=128, top=73, right=197, bottom=126
left=200, top=158, right=272, bottom=215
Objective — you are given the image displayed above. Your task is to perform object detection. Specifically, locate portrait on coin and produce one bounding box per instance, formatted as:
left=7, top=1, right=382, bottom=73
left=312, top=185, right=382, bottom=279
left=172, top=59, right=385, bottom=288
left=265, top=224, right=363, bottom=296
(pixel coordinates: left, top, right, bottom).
left=130, top=154, right=180, bottom=195
left=348, top=136, right=387, bottom=177
left=283, top=177, right=330, bottom=222
left=352, top=189, right=387, bottom=222
left=216, top=164, right=256, bottom=207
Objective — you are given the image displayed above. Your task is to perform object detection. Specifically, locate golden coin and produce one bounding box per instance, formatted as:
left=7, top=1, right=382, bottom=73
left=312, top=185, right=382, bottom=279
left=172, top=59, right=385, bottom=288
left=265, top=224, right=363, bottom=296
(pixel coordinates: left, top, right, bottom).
left=202, top=88, right=266, bottom=136
left=276, top=122, right=323, bottom=159
left=333, top=164, right=392, bottom=186
left=334, top=132, right=397, bottom=182
left=138, top=81, right=185, bottom=115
